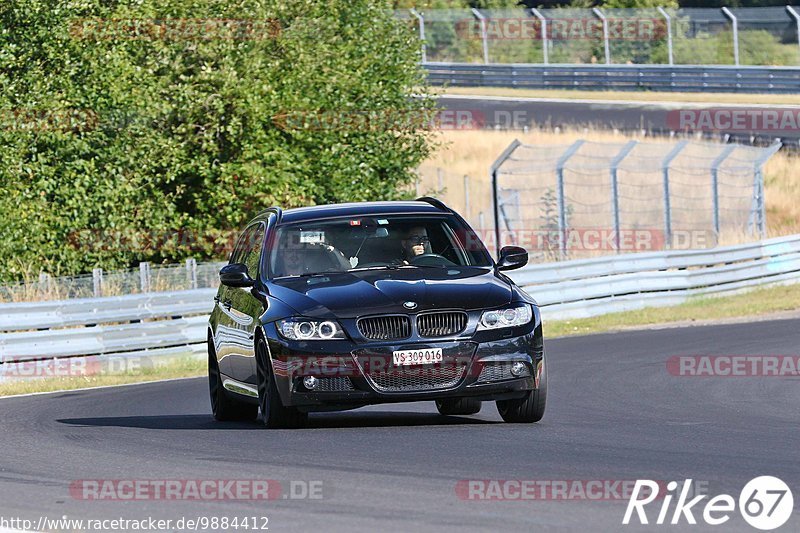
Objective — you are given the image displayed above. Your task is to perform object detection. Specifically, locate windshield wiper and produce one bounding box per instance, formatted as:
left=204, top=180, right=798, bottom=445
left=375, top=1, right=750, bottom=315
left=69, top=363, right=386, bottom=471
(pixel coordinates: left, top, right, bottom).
left=348, top=265, right=396, bottom=272
left=295, top=271, right=348, bottom=278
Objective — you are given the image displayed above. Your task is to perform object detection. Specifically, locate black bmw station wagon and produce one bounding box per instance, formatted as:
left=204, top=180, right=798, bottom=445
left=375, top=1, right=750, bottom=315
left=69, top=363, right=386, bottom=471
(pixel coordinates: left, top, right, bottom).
left=208, top=198, right=546, bottom=428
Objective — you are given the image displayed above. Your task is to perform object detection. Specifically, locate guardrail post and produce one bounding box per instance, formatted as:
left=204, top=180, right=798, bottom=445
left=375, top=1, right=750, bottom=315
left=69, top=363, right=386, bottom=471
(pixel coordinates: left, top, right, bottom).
left=710, top=145, right=737, bottom=239
left=609, top=141, right=638, bottom=253
left=721, top=7, right=740, bottom=66
left=593, top=8, right=611, bottom=64
left=531, top=8, right=549, bottom=65
left=787, top=6, right=800, bottom=59
left=556, top=140, right=586, bottom=260
left=92, top=268, right=103, bottom=297
left=490, top=139, right=522, bottom=258
left=657, top=7, right=674, bottom=66
left=139, top=262, right=151, bottom=293
left=186, top=258, right=198, bottom=290
left=661, top=141, right=688, bottom=249
left=410, top=9, right=426, bottom=64
left=471, top=8, right=490, bottom=64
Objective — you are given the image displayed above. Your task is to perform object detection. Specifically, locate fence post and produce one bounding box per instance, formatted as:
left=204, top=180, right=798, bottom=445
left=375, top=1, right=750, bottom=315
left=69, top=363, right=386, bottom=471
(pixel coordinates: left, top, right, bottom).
left=471, top=8, right=490, bottom=64
left=750, top=141, right=782, bottom=238
left=186, top=258, right=198, bottom=290
left=463, top=175, right=471, bottom=220
left=710, top=145, right=737, bottom=240
left=555, top=140, right=586, bottom=259
left=92, top=268, right=103, bottom=297
left=657, top=7, right=674, bottom=66
left=490, top=139, right=522, bottom=258
left=38, top=272, right=52, bottom=297
left=721, top=7, right=739, bottom=66
left=410, top=9, right=426, bottom=64
left=139, top=262, right=151, bottom=293
left=593, top=8, right=611, bottom=64
left=661, top=141, right=688, bottom=249
left=788, top=6, right=800, bottom=58
left=531, top=8, right=548, bottom=65
left=609, top=141, right=638, bottom=253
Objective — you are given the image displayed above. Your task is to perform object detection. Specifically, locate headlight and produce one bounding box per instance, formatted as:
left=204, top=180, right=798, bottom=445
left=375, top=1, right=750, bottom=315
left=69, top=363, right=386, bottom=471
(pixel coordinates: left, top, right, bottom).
left=477, top=304, right=532, bottom=331
left=277, top=318, right=346, bottom=340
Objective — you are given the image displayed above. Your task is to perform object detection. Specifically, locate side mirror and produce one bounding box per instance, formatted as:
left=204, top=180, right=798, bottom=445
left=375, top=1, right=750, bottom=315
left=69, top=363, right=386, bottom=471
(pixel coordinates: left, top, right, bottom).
left=497, top=246, right=528, bottom=271
left=220, top=263, right=255, bottom=288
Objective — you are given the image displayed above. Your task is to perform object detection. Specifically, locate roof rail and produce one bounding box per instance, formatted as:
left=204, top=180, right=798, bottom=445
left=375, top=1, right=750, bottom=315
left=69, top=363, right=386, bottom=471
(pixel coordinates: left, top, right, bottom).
left=415, top=196, right=449, bottom=211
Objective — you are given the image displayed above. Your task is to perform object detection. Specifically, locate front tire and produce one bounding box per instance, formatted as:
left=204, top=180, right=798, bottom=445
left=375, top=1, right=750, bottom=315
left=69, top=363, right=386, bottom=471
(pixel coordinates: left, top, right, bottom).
left=208, top=337, right=258, bottom=421
left=256, top=338, right=307, bottom=429
left=496, top=358, right=547, bottom=423
left=436, top=398, right=482, bottom=416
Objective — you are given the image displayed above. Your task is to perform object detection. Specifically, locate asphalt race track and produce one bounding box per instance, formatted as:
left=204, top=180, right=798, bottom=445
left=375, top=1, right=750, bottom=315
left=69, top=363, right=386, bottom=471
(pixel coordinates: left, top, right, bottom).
left=1, top=318, right=798, bottom=532
left=439, top=95, right=800, bottom=149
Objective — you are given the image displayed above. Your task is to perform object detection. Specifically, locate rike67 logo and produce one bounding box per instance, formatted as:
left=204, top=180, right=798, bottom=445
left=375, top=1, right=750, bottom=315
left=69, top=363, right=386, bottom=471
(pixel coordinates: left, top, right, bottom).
left=623, top=477, right=794, bottom=530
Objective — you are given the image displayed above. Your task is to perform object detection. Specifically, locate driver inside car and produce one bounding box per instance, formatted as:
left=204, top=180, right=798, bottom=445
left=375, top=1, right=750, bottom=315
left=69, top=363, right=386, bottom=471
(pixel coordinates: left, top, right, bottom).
left=400, top=226, right=431, bottom=263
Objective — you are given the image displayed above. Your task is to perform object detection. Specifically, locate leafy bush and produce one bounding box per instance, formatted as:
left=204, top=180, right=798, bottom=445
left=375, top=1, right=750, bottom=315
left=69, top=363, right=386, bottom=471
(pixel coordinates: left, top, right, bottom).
left=0, top=0, right=435, bottom=281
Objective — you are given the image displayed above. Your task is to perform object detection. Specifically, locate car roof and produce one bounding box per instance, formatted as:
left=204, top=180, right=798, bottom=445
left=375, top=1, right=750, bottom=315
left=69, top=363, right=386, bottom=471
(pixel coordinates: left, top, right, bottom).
left=276, top=201, right=448, bottom=225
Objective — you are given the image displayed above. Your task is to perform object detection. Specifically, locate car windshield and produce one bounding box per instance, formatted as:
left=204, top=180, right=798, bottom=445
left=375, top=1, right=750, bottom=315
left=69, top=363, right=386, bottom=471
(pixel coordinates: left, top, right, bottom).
left=268, top=215, right=493, bottom=278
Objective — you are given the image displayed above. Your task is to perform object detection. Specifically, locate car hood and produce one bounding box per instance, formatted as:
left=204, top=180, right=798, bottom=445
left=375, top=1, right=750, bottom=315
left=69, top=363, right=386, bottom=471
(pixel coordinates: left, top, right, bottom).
left=267, top=267, right=512, bottom=319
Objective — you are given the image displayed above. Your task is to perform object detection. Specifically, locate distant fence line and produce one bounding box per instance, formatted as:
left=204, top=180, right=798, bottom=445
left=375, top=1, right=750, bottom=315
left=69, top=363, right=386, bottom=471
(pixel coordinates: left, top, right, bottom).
left=396, top=6, right=800, bottom=67
left=1, top=259, right=225, bottom=303
left=490, top=138, right=782, bottom=261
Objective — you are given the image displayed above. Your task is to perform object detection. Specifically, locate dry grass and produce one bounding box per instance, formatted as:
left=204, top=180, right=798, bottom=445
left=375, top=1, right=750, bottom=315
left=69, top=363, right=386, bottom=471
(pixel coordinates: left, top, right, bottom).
left=418, top=129, right=799, bottom=239
left=546, top=282, right=800, bottom=338
left=442, top=86, right=800, bottom=106
left=0, top=356, right=205, bottom=397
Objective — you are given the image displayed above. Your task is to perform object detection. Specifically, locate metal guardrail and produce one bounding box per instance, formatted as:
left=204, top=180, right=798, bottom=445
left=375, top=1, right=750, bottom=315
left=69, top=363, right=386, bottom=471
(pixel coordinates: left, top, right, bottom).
left=424, top=63, right=800, bottom=93
left=0, top=289, right=216, bottom=332
left=1, top=235, right=799, bottom=361
left=509, top=234, right=800, bottom=320
left=3, top=316, right=208, bottom=361
left=0, top=290, right=214, bottom=362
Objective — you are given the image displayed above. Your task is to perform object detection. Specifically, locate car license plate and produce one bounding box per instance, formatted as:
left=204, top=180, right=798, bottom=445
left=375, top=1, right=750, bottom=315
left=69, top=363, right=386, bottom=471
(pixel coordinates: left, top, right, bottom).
left=392, top=348, right=443, bottom=366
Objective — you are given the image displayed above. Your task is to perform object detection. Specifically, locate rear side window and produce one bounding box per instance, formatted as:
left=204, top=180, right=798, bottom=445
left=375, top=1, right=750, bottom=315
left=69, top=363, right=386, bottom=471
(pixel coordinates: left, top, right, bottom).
left=229, top=226, right=253, bottom=265
left=242, top=223, right=265, bottom=278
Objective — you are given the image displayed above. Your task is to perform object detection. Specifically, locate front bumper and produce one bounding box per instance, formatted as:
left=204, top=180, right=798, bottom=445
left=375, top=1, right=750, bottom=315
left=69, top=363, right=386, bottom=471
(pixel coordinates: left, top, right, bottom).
left=265, top=323, right=544, bottom=411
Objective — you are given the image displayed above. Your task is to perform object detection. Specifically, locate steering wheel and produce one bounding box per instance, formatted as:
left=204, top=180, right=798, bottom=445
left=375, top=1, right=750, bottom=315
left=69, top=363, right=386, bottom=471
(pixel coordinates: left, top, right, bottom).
left=408, top=253, right=454, bottom=267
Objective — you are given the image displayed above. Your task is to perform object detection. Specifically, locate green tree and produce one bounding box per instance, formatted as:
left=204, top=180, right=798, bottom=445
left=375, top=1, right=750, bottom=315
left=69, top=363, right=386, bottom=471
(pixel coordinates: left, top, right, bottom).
left=0, top=0, right=437, bottom=281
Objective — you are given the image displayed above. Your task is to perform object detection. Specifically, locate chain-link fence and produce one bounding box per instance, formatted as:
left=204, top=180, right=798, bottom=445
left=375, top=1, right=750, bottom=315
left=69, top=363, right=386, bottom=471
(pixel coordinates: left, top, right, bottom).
left=397, top=6, right=800, bottom=66
left=0, top=259, right=225, bottom=303
left=490, top=139, right=781, bottom=261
